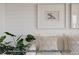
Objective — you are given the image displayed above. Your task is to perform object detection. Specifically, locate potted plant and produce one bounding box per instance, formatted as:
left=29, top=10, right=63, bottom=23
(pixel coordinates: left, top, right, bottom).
left=0, top=32, right=35, bottom=55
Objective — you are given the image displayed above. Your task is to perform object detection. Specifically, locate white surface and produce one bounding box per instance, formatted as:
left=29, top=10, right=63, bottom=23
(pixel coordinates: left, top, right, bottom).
left=0, top=4, right=79, bottom=36
left=0, top=4, right=5, bottom=34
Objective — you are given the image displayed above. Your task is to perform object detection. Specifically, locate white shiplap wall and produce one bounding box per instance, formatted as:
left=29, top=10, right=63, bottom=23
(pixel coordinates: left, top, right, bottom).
left=0, top=3, right=79, bottom=36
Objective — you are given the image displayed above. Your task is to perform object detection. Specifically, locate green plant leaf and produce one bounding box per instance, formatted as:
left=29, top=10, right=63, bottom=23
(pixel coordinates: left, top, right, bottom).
left=4, top=32, right=16, bottom=37
left=26, top=34, right=35, bottom=42
left=17, top=39, right=23, bottom=46
left=0, top=44, right=6, bottom=54
left=27, top=34, right=35, bottom=39
left=25, top=38, right=32, bottom=42
left=0, top=35, right=6, bottom=43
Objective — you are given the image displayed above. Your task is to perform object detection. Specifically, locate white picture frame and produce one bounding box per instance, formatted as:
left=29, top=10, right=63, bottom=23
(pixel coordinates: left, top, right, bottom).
left=37, top=4, right=66, bottom=29
left=71, top=4, right=79, bottom=29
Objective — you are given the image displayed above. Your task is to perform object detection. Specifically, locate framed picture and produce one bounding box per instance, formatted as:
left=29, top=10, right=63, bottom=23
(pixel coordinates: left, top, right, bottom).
left=37, top=4, right=66, bottom=29
left=71, top=4, right=79, bottom=29
left=46, top=11, right=59, bottom=21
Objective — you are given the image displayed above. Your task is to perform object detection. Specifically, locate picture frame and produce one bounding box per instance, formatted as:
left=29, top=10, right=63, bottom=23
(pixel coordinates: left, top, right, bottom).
left=70, top=4, right=79, bottom=29
left=37, top=4, right=66, bottom=29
